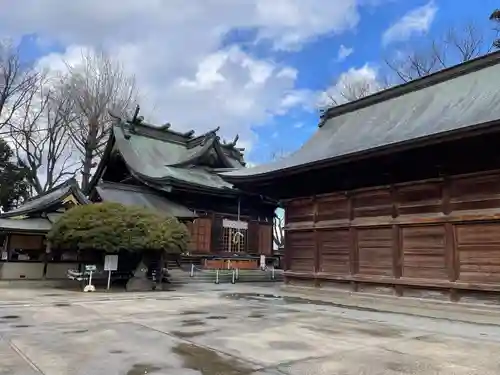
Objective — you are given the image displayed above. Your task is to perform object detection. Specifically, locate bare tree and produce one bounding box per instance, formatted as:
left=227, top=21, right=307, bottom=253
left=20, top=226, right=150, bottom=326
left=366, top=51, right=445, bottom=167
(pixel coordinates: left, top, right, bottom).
left=60, top=50, right=138, bottom=191
left=321, top=67, right=393, bottom=110
left=491, top=9, right=500, bottom=48
left=270, top=150, right=287, bottom=250
left=385, top=23, right=494, bottom=83
left=0, top=40, right=39, bottom=130
left=273, top=212, right=284, bottom=250
left=326, top=76, right=391, bottom=106
left=9, top=74, right=79, bottom=194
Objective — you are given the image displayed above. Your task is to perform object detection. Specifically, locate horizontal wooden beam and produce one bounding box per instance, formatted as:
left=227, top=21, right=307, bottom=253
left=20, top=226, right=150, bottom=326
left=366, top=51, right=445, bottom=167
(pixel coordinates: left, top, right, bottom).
left=285, top=271, right=500, bottom=292
left=285, top=209, right=500, bottom=231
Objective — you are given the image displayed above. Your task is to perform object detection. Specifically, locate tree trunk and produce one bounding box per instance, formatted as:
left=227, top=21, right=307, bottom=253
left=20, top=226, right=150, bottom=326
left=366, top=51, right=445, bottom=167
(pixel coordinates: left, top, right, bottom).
left=81, top=146, right=93, bottom=192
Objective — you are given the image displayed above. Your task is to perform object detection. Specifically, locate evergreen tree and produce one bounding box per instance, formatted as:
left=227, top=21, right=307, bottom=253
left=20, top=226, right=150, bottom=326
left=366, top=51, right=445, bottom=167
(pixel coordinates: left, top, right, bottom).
left=0, top=139, right=30, bottom=212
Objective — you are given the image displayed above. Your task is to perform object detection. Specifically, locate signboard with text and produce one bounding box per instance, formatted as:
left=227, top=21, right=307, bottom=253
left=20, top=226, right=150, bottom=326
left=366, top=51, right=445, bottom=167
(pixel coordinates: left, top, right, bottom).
left=104, top=255, right=119, bottom=271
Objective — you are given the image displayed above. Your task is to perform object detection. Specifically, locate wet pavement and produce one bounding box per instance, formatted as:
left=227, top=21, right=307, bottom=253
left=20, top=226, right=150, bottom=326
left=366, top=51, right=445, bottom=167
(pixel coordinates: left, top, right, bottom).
left=1, top=283, right=500, bottom=374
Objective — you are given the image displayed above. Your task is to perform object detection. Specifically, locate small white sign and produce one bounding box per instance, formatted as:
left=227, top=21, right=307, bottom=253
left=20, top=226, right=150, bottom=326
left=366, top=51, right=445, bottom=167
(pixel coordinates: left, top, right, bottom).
left=85, top=264, right=97, bottom=272
left=1, top=251, right=7, bottom=260
left=260, top=255, right=266, bottom=269
left=104, top=255, right=118, bottom=271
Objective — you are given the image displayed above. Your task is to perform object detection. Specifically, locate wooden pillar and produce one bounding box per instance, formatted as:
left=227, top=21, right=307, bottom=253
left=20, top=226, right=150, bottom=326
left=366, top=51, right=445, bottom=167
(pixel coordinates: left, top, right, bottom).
left=2, top=234, right=9, bottom=261
left=347, top=193, right=358, bottom=291
left=283, top=202, right=290, bottom=272
left=43, top=241, right=51, bottom=279
left=391, top=185, right=403, bottom=296
left=442, top=176, right=459, bottom=301
left=313, top=196, right=320, bottom=287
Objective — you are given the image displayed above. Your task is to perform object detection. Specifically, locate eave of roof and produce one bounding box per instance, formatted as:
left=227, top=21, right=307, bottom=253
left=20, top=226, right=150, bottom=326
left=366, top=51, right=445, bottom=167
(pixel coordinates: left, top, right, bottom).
left=0, top=178, right=89, bottom=218
left=222, top=50, right=500, bottom=183
left=96, top=182, right=197, bottom=219
left=0, top=217, right=52, bottom=232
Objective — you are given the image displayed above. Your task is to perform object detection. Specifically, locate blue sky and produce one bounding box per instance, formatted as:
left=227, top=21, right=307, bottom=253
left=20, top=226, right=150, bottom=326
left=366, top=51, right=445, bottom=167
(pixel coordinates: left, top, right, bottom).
left=247, top=0, right=499, bottom=163
left=5, top=0, right=499, bottom=166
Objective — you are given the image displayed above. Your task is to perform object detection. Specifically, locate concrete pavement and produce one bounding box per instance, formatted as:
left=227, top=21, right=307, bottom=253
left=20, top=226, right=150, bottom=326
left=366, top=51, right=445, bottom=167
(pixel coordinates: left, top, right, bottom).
left=0, top=283, right=499, bottom=374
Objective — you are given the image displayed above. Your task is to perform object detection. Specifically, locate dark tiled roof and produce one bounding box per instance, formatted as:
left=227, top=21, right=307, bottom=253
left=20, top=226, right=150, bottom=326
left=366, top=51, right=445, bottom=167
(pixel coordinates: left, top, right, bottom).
left=96, top=182, right=197, bottom=219
left=90, top=119, right=247, bottom=194
left=0, top=178, right=89, bottom=218
left=113, top=124, right=237, bottom=190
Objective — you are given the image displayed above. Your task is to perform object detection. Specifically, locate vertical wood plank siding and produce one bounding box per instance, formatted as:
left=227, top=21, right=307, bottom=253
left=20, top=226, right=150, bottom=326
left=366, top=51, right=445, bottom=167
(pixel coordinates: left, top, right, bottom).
left=284, top=169, right=500, bottom=297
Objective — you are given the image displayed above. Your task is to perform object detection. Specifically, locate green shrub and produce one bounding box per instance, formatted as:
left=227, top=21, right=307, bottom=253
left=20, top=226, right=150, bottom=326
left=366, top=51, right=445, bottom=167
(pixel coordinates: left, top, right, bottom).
left=47, top=202, right=189, bottom=254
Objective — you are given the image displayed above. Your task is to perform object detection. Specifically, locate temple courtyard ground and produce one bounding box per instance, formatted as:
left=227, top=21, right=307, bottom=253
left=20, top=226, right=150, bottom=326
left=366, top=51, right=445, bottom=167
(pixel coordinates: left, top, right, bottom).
left=1, top=283, right=500, bottom=374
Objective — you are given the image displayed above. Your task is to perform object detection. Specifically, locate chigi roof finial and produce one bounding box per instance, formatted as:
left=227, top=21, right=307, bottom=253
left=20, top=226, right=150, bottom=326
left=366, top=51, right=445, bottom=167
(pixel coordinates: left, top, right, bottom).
left=131, top=105, right=140, bottom=123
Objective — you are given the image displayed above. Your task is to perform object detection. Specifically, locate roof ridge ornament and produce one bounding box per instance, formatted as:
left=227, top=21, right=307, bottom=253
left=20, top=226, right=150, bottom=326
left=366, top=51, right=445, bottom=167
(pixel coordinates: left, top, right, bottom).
left=159, top=122, right=171, bottom=130
left=128, top=105, right=143, bottom=135
left=182, top=130, right=195, bottom=138
left=223, top=134, right=239, bottom=148
left=109, top=109, right=132, bottom=140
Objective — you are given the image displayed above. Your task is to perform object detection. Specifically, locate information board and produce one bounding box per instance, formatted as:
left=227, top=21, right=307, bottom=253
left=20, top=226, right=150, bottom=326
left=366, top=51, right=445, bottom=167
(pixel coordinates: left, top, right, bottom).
left=104, top=255, right=119, bottom=271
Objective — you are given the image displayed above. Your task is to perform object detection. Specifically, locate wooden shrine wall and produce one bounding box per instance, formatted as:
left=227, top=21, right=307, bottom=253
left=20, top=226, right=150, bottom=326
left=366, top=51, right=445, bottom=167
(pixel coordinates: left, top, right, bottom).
left=284, top=169, right=500, bottom=301
left=187, top=216, right=273, bottom=255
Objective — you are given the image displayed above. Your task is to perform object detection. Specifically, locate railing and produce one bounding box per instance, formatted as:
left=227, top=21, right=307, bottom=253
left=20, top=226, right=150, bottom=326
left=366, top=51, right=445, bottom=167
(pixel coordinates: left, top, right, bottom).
left=186, top=263, right=280, bottom=284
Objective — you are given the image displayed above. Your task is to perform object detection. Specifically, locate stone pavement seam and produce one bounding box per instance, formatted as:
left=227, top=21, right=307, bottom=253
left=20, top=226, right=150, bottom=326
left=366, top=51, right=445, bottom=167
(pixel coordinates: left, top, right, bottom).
left=1, top=336, right=45, bottom=374
left=130, top=321, right=269, bottom=370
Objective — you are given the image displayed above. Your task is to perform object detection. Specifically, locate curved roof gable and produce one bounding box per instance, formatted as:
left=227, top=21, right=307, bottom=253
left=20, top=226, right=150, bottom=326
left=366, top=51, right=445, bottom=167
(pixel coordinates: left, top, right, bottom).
left=90, top=115, right=247, bottom=193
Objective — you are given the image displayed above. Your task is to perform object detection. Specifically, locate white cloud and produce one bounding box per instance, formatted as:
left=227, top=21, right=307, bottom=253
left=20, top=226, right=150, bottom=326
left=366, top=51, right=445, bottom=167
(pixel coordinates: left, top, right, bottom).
left=337, top=44, right=354, bottom=61
left=382, top=1, right=438, bottom=46
left=0, top=0, right=373, bottom=153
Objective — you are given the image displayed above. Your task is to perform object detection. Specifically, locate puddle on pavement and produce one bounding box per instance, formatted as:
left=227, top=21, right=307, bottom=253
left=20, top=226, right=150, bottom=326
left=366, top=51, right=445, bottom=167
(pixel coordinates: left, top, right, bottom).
left=222, top=293, right=382, bottom=313
left=172, top=343, right=253, bottom=375
left=14, top=324, right=31, bottom=328
left=64, top=329, right=88, bottom=334
left=304, top=325, right=343, bottom=336
left=171, top=330, right=208, bottom=338
left=414, top=334, right=445, bottom=344
left=109, top=349, right=124, bottom=354
left=269, top=340, right=313, bottom=350
left=206, top=316, right=227, bottom=320
left=352, top=326, right=402, bottom=338
left=1, top=315, right=20, bottom=320
left=181, top=310, right=206, bottom=316
left=182, top=319, right=206, bottom=327
left=126, top=363, right=162, bottom=375
left=385, top=362, right=408, bottom=373
left=54, top=303, right=71, bottom=307
left=248, top=312, right=265, bottom=318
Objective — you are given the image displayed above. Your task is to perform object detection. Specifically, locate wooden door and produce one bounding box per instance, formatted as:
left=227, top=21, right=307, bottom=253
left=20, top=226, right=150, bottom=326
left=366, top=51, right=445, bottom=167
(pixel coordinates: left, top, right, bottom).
left=248, top=221, right=259, bottom=254
left=187, top=218, right=212, bottom=253
left=258, top=224, right=273, bottom=256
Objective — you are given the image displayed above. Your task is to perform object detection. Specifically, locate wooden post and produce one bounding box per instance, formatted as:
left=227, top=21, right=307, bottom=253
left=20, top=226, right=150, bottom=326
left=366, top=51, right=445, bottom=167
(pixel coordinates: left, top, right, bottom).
left=283, top=203, right=290, bottom=272
left=347, top=193, right=358, bottom=291
left=442, top=176, right=459, bottom=301
left=392, top=225, right=403, bottom=296
left=313, top=196, right=320, bottom=287
left=42, top=241, right=51, bottom=279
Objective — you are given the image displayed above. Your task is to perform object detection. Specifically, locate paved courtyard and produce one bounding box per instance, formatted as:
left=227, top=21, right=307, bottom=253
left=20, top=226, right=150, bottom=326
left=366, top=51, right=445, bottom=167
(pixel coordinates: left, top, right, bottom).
left=1, top=283, right=500, bottom=374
